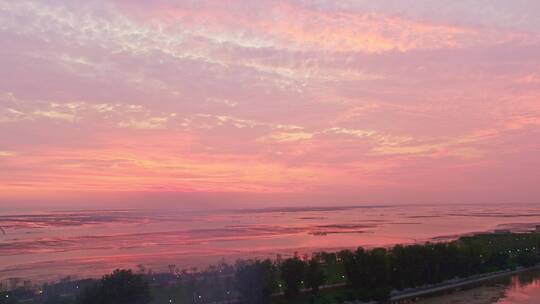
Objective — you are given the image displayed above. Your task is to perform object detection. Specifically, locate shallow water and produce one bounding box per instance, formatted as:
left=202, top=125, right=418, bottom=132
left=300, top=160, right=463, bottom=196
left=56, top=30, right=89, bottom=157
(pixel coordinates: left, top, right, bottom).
left=1, top=203, right=540, bottom=283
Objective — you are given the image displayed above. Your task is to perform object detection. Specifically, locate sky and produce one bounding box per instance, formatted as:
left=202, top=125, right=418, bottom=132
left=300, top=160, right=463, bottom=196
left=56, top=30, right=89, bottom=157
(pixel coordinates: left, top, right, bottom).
left=0, top=0, right=539, bottom=208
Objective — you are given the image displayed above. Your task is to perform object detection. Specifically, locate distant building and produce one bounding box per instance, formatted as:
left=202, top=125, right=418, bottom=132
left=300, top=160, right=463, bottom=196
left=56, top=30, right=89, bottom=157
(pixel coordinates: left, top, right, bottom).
left=535, top=225, right=540, bottom=233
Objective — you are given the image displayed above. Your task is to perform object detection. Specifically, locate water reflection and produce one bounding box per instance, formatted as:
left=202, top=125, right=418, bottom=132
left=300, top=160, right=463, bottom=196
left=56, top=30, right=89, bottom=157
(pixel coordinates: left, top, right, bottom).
left=496, top=270, right=540, bottom=304
left=415, top=269, right=540, bottom=304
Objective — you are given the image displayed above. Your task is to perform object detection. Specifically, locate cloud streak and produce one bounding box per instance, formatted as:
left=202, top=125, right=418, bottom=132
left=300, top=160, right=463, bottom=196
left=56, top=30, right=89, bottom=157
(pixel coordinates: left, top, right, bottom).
left=0, top=0, right=539, bottom=206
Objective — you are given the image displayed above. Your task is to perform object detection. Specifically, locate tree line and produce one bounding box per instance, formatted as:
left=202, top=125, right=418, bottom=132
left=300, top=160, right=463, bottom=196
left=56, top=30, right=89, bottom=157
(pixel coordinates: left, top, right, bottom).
left=233, top=233, right=540, bottom=303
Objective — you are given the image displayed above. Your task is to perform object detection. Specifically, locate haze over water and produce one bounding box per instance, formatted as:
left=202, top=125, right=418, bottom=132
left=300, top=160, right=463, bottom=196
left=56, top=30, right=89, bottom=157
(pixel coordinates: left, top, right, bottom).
left=2, top=203, right=540, bottom=283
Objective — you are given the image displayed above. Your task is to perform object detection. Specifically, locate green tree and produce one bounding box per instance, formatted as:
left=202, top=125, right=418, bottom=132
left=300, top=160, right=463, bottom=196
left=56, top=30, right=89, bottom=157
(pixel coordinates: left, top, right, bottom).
left=78, top=269, right=151, bottom=304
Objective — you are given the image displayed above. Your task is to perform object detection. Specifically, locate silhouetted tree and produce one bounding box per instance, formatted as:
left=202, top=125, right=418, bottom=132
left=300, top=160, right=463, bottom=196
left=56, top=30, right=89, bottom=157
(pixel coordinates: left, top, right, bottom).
left=305, top=258, right=325, bottom=295
left=44, top=294, right=76, bottom=304
left=78, top=269, right=151, bottom=304
left=340, top=248, right=369, bottom=290
left=235, top=260, right=277, bottom=304
left=280, top=257, right=306, bottom=301
left=0, top=291, right=17, bottom=304
left=516, top=251, right=539, bottom=267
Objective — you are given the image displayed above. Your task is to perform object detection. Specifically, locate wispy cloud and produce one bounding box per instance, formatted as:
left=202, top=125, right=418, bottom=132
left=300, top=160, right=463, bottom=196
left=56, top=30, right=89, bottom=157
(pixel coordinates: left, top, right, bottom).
left=0, top=0, right=539, bottom=205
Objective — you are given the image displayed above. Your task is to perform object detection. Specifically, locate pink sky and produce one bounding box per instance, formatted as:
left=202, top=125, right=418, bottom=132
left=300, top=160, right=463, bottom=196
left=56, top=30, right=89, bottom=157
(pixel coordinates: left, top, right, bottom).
left=0, top=1, right=539, bottom=208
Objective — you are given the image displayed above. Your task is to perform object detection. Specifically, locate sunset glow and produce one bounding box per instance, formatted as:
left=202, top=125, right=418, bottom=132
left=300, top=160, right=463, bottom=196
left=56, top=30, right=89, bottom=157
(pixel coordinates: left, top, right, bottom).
left=1, top=1, right=540, bottom=208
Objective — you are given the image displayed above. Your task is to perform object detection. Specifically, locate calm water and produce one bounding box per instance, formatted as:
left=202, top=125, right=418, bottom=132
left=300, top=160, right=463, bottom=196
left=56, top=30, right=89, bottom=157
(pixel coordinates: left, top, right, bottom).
left=2, top=204, right=540, bottom=284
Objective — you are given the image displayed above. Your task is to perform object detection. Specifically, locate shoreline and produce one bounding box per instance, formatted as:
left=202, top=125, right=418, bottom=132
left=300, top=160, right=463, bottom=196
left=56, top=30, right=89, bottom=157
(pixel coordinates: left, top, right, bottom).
left=247, top=265, right=540, bottom=304
left=387, top=265, right=540, bottom=303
